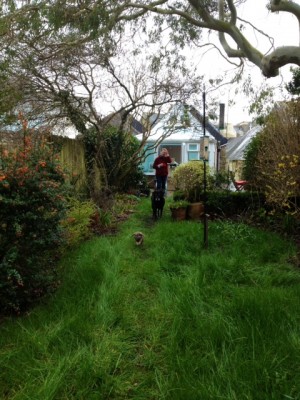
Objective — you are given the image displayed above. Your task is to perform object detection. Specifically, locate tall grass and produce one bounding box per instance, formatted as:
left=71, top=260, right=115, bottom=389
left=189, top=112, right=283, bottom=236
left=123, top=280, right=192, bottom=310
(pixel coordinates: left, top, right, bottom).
left=1, top=198, right=300, bottom=399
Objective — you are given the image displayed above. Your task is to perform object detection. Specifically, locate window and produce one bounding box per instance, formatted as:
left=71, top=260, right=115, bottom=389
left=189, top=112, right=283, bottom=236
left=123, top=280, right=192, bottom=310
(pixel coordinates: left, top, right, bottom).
left=188, top=143, right=199, bottom=160
left=188, top=144, right=199, bottom=151
left=188, top=152, right=199, bottom=160
left=149, top=162, right=155, bottom=171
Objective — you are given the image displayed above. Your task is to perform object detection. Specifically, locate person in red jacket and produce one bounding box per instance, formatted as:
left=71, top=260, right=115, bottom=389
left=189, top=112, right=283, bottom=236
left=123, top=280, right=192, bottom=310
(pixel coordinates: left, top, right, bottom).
left=153, top=148, right=172, bottom=194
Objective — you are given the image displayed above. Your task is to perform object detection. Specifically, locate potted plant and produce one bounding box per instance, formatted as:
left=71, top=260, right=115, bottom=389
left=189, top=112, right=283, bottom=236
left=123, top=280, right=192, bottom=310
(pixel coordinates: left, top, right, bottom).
left=172, top=161, right=211, bottom=219
left=169, top=200, right=190, bottom=221
left=187, top=201, right=204, bottom=219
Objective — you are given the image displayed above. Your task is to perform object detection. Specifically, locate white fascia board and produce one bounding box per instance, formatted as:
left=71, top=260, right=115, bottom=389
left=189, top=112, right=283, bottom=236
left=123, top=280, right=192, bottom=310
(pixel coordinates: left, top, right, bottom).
left=136, top=129, right=215, bottom=143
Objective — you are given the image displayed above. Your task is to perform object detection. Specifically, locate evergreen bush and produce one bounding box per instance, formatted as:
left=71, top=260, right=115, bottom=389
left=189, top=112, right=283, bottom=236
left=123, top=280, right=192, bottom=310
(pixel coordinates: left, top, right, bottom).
left=206, top=191, right=265, bottom=217
left=0, top=125, right=68, bottom=314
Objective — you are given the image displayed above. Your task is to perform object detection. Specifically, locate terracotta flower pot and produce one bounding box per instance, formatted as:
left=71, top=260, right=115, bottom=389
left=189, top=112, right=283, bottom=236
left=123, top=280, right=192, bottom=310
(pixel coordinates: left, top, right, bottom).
left=187, top=202, right=204, bottom=220
left=170, top=206, right=187, bottom=221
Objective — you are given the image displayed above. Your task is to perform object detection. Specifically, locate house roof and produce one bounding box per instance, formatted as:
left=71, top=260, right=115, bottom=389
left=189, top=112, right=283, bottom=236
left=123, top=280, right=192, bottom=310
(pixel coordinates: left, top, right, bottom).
left=131, top=118, right=145, bottom=134
left=103, top=111, right=145, bottom=135
left=189, top=105, right=228, bottom=146
left=148, top=113, right=165, bottom=126
left=136, top=103, right=227, bottom=144
left=226, top=125, right=261, bottom=161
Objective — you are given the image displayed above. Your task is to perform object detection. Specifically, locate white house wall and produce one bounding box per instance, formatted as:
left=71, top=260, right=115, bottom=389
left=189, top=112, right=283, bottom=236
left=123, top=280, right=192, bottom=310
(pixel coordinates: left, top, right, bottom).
left=137, top=103, right=224, bottom=174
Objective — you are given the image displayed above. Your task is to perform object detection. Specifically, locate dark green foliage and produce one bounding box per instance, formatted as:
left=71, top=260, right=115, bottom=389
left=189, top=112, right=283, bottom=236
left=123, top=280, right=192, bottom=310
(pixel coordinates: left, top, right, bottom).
left=47, top=0, right=111, bottom=37
left=286, top=67, right=300, bottom=96
left=242, top=134, right=262, bottom=184
left=211, top=170, right=231, bottom=189
left=173, top=190, right=186, bottom=201
left=0, top=127, right=68, bottom=315
left=100, top=125, right=145, bottom=192
left=206, top=190, right=265, bottom=217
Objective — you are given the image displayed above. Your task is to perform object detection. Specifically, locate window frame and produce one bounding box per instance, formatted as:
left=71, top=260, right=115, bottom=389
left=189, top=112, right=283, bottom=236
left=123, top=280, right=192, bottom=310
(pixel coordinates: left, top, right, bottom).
left=187, top=143, right=200, bottom=161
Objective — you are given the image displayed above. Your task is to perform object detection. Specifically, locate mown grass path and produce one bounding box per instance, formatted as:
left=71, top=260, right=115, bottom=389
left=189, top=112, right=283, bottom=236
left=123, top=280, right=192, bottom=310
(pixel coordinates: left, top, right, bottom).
left=1, top=198, right=300, bottom=399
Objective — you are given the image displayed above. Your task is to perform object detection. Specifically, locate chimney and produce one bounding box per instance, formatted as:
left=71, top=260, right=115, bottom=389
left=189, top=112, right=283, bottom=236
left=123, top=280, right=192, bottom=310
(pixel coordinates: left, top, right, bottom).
left=219, top=103, right=225, bottom=130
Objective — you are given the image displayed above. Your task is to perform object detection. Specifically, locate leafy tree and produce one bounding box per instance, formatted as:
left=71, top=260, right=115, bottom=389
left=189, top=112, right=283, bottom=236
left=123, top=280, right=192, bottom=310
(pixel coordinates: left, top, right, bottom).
left=286, top=67, right=300, bottom=96
left=99, top=125, right=144, bottom=192
left=0, top=1, right=204, bottom=199
left=2, top=1, right=300, bottom=81
left=111, top=0, right=300, bottom=78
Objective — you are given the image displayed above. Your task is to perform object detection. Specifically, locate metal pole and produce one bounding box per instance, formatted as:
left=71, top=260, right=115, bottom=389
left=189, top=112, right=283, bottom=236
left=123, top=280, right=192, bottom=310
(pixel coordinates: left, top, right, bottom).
left=202, top=90, right=208, bottom=248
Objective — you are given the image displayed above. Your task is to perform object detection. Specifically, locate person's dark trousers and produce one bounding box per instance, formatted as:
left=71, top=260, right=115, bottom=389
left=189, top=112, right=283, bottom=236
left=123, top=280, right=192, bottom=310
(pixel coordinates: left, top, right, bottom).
left=156, top=175, right=167, bottom=195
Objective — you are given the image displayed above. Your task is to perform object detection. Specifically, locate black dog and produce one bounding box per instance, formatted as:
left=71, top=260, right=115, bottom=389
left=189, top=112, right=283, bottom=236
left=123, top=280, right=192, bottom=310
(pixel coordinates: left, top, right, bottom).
left=151, top=189, right=165, bottom=219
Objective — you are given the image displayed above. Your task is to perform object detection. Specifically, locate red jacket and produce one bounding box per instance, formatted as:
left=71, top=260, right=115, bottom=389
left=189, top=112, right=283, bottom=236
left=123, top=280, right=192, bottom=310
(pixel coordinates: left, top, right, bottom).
left=153, top=155, right=172, bottom=176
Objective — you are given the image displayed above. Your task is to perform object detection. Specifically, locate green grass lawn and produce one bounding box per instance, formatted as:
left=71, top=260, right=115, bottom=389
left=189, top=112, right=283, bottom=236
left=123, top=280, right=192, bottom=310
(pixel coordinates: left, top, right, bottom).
left=1, top=198, right=300, bottom=400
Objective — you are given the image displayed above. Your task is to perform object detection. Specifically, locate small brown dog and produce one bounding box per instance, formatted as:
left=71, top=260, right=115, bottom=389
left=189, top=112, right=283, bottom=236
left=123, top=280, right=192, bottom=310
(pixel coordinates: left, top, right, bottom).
left=132, top=232, right=144, bottom=246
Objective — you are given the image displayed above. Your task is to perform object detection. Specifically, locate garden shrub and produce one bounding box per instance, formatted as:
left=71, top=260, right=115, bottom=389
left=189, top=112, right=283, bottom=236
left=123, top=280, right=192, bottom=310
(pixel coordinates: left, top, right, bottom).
left=0, top=126, right=68, bottom=315
left=61, top=198, right=96, bottom=248
left=90, top=193, right=142, bottom=235
left=172, top=190, right=186, bottom=201
left=245, top=102, right=300, bottom=217
left=206, top=191, right=265, bottom=217
left=172, top=161, right=213, bottom=202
